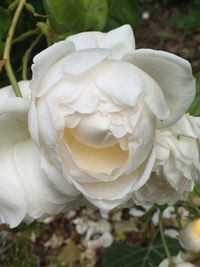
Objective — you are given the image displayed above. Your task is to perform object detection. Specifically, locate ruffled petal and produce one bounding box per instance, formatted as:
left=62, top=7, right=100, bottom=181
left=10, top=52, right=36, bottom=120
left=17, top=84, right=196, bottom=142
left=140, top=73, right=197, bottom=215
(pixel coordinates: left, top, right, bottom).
left=90, top=60, right=142, bottom=107
left=90, top=60, right=169, bottom=121
left=123, top=49, right=195, bottom=127
left=133, top=173, right=189, bottom=206
left=67, top=145, right=156, bottom=210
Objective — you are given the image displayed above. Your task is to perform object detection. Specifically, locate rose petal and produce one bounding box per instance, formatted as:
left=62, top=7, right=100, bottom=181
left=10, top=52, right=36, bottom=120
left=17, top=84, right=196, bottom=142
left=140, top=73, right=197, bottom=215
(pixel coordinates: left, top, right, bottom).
left=63, top=48, right=111, bottom=75
left=124, top=49, right=195, bottom=127
left=67, top=24, right=135, bottom=59
left=0, top=83, right=30, bottom=227
left=14, top=139, right=73, bottom=219
left=41, top=151, right=79, bottom=197
left=91, top=60, right=170, bottom=120
left=68, top=145, right=156, bottom=210
left=0, top=144, right=26, bottom=228
left=31, top=40, right=75, bottom=97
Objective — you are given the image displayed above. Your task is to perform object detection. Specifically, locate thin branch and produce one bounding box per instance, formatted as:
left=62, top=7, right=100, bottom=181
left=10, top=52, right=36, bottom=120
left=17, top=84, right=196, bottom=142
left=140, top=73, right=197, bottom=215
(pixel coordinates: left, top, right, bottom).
left=22, top=34, right=42, bottom=80
left=3, top=0, right=27, bottom=97
left=175, top=205, right=182, bottom=230
left=158, top=211, right=173, bottom=266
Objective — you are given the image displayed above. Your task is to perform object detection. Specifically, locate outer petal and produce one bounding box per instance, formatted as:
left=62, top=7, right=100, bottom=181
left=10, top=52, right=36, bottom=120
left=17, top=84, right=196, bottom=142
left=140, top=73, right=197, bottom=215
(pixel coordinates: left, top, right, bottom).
left=31, top=40, right=75, bottom=97
left=28, top=102, right=40, bottom=145
left=67, top=25, right=135, bottom=59
left=123, top=49, right=195, bottom=127
left=14, top=139, right=75, bottom=219
left=0, top=82, right=30, bottom=227
left=0, top=82, right=30, bottom=147
left=133, top=173, right=188, bottom=205
left=0, top=82, right=74, bottom=227
left=0, top=144, right=26, bottom=228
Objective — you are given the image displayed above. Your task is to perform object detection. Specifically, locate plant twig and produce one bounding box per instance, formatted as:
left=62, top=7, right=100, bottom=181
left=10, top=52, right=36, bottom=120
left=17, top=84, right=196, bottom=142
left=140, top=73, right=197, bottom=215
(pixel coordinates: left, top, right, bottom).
left=175, top=205, right=182, bottom=230
left=3, top=0, right=27, bottom=97
left=158, top=211, right=173, bottom=266
left=22, top=34, right=42, bottom=80
left=12, top=28, right=39, bottom=45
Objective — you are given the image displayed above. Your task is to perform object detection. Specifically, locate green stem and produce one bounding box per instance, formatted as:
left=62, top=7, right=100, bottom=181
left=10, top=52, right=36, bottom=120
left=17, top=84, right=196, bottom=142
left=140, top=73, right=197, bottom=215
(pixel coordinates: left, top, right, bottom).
left=12, top=28, right=39, bottom=45
left=158, top=211, right=173, bottom=266
left=142, top=230, right=158, bottom=267
left=22, top=34, right=42, bottom=80
left=175, top=205, right=182, bottom=230
left=3, top=0, right=26, bottom=97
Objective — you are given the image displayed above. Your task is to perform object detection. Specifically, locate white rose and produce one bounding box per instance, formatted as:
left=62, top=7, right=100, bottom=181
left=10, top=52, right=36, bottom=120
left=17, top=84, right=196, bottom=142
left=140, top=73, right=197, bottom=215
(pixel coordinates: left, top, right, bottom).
left=29, top=25, right=195, bottom=210
left=159, top=252, right=196, bottom=267
left=134, top=114, right=200, bottom=205
left=0, top=82, right=73, bottom=228
left=179, top=218, right=200, bottom=252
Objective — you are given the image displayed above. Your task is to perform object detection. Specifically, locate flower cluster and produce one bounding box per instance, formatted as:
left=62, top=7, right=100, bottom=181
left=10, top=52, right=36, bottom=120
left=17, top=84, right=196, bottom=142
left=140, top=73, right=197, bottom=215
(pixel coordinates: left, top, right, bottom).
left=0, top=25, right=198, bottom=228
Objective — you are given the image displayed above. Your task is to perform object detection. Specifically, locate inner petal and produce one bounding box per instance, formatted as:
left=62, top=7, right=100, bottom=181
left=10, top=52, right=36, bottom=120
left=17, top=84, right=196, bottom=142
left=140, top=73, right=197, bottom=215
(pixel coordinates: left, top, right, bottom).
left=69, top=112, right=117, bottom=148
left=64, top=129, right=129, bottom=174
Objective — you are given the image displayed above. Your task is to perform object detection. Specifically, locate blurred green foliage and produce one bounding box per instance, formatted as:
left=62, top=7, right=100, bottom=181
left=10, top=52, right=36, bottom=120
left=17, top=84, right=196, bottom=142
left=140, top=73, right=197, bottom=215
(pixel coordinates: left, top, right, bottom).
left=0, top=0, right=140, bottom=86
left=0, top=223, right=40, bottom=267
left=102, top=237, right=182, bottom=267
left=169, top=0, right=200, bottom=35
left=105, top=0, right=138, bottom=31
left=43, top=0, right=108, bottom=35
left=1, top=0, right=200, bottom=86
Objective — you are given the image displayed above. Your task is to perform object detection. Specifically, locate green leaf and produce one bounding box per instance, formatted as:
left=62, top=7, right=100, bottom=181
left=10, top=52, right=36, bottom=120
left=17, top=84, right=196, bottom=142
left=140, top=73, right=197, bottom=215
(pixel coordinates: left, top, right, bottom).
left=194, top=182, right=200, bottom=196
left=43, top=0, right=108, bottom=35
left=81, top=0, right=108, bottom=31
left=0, top=7, right=11, bottom=39
left=102, top=237, right=182, bottom=267
left=12, top=29, right=39, bottom=44
left=105, top=0, right=138, bottom=31
left=188, top=78, right=200, bottom=116
left=0, top=41, right=5, bottom=58
left=155, top=30, right=177, bottom=39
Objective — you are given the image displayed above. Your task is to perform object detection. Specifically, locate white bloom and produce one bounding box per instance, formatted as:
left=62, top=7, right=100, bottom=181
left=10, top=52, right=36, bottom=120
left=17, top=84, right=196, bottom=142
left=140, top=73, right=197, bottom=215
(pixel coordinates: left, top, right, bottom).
left=134, top=114, right=200, bottom=205
left=159, top=252, right=196, bottom=267
left=179, top=218, right=200, bottom=252
left=0, top=82, right=72, bottom=227
left=29, top=25, right=195, bottom=211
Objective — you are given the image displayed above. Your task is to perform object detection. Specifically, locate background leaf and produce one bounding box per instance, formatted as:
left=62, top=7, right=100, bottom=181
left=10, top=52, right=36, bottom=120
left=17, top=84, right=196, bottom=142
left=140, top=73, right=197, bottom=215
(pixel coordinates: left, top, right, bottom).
left=0, top=7, right=11, bottom=39
left=43, top=0, right=108, bottom=35
left=169, top=0, right=200, bottom=35
left=105, top=0, right=138, bottom=31
left=81, top=0, right=108, bottom=31
left=101, top=237, right=182, bottom=267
